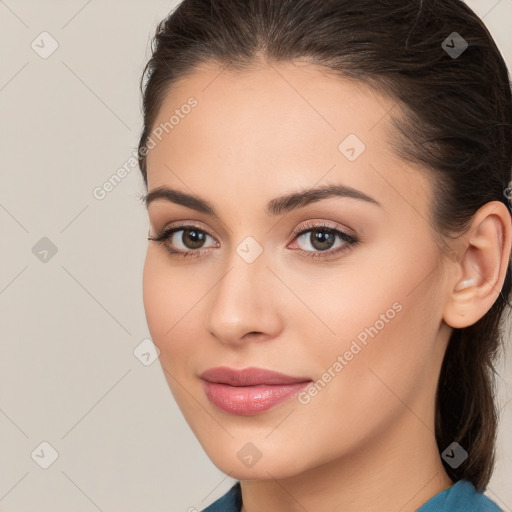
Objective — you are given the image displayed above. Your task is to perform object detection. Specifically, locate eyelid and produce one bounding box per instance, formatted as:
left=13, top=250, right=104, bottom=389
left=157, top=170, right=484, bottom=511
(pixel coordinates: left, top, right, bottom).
left=151, top=219, right=353, bottom=243
left=291, top=219, right=355, bottom=238
left=153, top=219, right=219, bottom=241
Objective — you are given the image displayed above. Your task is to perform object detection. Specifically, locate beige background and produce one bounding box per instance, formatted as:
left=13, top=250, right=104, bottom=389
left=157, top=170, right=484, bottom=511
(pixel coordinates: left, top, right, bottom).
left=0, top=0, right=511, bottom=510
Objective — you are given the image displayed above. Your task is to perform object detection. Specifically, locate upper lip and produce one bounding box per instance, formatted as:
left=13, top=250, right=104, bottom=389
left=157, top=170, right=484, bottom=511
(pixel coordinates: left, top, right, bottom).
left=200, top=366, right=312, bottom=386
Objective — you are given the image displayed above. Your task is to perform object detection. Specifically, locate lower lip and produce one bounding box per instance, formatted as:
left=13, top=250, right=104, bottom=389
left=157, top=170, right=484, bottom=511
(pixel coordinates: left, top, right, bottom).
left=202, top=380, right=311, bottom=416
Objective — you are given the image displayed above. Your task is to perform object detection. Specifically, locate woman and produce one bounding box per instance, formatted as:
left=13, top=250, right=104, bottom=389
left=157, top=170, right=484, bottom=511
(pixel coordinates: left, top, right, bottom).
left=137, top=0, right=512, bottom=510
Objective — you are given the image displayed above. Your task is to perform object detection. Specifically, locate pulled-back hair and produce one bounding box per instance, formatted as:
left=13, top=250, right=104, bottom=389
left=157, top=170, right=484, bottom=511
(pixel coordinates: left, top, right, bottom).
left=137, top=0, right=512, bottom=490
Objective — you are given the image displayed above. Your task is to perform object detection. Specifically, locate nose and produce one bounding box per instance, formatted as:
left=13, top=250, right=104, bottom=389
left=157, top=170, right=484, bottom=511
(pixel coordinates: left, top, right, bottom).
left=204, top=250, right=284, bottom=346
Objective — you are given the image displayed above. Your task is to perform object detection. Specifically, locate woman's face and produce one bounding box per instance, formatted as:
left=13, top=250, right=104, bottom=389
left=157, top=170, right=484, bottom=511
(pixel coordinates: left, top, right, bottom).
left=142, top=60, right=453, bottom=479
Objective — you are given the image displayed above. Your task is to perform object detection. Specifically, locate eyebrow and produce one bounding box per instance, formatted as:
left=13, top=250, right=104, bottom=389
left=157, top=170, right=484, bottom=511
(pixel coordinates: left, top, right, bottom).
left=142, top=183, right=381, bottom=216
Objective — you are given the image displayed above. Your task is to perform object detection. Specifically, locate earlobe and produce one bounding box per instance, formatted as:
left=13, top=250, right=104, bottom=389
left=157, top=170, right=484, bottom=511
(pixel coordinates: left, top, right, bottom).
left=443, top=201, right=512, bottom=329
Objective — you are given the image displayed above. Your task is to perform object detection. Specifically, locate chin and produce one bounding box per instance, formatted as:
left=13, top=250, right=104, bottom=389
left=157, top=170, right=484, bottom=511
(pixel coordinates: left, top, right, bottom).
left=200, top=439, right=313, bottom=481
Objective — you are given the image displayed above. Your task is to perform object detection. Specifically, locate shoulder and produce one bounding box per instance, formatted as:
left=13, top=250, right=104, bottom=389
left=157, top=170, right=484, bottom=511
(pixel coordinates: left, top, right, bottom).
left=198, top=479, right=503, bottom=512
left=200, top=482, right=242, bottom=512
left=418, top=479, right=504, bottom=512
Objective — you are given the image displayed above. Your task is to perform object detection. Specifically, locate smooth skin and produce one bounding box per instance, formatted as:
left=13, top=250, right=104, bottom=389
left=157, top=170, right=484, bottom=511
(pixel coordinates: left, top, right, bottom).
left=142, top=58, right=512, bottom=512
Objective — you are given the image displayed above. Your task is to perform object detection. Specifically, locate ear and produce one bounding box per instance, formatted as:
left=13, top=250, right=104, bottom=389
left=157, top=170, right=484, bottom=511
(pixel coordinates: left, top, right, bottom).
left=443, top=201, right=512, bottom=329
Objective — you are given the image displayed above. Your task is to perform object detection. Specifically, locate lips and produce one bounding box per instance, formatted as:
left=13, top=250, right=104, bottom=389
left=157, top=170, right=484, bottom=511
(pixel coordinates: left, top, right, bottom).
left=200, top=366, right=312, bottom=415
left=200, top=366, right=311, bottom=386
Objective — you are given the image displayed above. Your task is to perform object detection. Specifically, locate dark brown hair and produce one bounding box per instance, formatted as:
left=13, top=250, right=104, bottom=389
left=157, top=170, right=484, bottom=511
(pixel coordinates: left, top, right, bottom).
left=137, top=0, right=512, bottom=491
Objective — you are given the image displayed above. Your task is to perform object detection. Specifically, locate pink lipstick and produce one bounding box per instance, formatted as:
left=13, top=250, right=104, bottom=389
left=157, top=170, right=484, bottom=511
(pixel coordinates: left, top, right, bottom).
left=200, top=366, right=312, bottom=416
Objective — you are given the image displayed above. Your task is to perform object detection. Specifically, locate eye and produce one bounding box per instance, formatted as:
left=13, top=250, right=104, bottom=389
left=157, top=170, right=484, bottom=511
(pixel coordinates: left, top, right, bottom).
left=148, top=219, right=359, bottom=260
left=147, top=222, right=218, bottom=259
left=288, top=220, right=359, bottom=260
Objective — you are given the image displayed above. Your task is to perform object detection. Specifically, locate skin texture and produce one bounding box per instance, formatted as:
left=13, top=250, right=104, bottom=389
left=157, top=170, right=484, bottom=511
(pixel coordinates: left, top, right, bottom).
left=142, top=59, right=512, bottom=512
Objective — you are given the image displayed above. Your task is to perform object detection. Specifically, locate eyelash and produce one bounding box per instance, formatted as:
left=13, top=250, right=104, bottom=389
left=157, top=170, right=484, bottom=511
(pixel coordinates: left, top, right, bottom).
left=147, top=220, right=359, bottom=260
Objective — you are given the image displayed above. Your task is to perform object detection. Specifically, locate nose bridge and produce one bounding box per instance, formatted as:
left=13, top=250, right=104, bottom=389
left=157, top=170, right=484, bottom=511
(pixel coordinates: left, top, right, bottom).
left=205, top=240, right=282, bottom=343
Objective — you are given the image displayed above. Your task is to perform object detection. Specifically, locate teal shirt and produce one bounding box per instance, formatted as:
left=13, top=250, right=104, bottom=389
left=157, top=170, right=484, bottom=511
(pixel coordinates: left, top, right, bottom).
left=201, top=479, right=503, bottom=511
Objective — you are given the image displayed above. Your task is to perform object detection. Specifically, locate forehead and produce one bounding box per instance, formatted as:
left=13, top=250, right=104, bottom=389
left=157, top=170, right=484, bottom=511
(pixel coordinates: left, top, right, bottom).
left=148, top=59, right=395, bottom=156
left=145, top=59, right=432, bottom=220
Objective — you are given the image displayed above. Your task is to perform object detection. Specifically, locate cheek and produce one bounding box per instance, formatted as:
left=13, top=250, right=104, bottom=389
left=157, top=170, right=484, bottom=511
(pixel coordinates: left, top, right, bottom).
left=142, top=248, right=214, bottom=370
left=142, top=251, right=201, bottom=410
left=282, top=271, right=443, bottom=470
left=283, top=241, right=434, bottom=353
left=142, top=250, right=190, bottom=370
left=293, top=237, right=443, bottom=402
left=142, top=251, right=169, bottom=342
